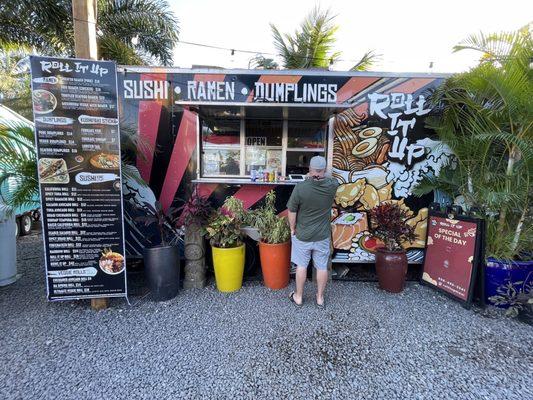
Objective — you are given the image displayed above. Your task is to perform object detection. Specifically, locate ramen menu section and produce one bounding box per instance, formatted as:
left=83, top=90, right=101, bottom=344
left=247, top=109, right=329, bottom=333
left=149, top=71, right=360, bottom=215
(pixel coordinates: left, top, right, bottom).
left=30, top=56, right=127, bottom=301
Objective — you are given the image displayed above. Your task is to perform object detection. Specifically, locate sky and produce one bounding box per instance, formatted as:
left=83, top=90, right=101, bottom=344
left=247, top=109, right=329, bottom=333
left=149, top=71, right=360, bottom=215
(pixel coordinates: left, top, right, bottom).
left=169, top=0, right=532, bottom=73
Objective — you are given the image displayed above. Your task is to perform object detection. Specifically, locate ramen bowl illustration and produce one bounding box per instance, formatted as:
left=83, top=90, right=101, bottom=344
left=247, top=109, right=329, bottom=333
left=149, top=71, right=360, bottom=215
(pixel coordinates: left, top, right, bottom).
left=352, top=138, right=378, bottom=158
left=358, top=127, right=383, bottom=139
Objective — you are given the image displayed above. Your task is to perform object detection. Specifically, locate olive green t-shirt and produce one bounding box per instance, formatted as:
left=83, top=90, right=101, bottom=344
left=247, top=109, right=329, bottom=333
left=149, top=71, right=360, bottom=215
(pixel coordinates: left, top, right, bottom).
left=286, top=177, right=338, bottom=242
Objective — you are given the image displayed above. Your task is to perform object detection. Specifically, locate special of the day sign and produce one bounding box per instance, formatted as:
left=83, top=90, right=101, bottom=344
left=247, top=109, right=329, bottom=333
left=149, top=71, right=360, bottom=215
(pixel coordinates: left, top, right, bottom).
left=30, top=56, right=127, bottom=301
left=421, top=210, right=483, bottom=305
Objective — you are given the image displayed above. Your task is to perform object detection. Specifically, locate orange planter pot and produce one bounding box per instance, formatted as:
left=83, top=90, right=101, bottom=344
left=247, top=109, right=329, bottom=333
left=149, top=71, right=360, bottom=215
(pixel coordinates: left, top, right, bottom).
left=258, top=241, right=290, bottom=290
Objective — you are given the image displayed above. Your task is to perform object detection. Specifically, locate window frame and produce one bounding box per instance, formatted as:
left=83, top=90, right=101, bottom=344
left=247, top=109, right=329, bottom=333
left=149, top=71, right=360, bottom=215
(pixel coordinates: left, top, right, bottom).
left=197, top=108, right=330, bottom=179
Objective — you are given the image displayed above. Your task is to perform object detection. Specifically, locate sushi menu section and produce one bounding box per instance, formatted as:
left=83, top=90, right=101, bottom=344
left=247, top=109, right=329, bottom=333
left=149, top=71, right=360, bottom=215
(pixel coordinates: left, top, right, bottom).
left=30, top=56, right=127, bottom=301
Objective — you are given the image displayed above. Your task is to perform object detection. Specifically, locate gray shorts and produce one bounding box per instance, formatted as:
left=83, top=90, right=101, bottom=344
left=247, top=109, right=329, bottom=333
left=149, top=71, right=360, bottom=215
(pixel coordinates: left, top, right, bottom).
left=291, top=235, right=331, bottom=270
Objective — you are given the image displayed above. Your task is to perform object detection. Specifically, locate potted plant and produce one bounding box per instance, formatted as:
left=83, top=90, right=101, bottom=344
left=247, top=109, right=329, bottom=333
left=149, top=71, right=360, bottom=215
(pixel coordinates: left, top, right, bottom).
left=413, top=25, right=532, bottom=307
left=175, top=187, right=213, bottom=289
left=136, top=201, right=181, bottom=301
left=488, top=275, right=533, bottom=324
left=250, top=191, right=291, bottom=290
left=205, top=197, right=246, bottom=292
left=369, top=203, right=417, bottom=293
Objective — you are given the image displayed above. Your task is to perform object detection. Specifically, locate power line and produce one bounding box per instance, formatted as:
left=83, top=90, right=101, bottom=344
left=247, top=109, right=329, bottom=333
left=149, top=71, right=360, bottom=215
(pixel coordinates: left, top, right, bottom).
left=177, top=39, right=373, bottom=64
left=177, top=39, right=527, bottom=66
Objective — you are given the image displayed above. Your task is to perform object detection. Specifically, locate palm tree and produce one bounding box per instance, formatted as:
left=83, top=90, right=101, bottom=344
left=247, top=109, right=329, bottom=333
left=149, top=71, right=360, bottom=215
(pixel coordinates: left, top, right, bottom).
left=0, top=0, right=179, bottom=66
left=270, top=7, right=376, bottom=70
left=0, top=50, right=33, bottom=120
left=413, top=24, right=533, bottom=260
left=0, top=121, right=38, bottom=211
left=250, top=54, right=279, bottom=70
left=0, top=119, right=148, bottom=212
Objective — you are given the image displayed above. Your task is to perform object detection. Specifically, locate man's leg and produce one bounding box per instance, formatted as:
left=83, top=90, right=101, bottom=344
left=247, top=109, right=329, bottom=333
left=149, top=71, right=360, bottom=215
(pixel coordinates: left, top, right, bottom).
left=294, top=266, right=307, bottom=305
left=313, top=238, right=332, bottom=306
left=291, top=236, right=311, bottom=305
left=316, top=269, right=328, bottom=306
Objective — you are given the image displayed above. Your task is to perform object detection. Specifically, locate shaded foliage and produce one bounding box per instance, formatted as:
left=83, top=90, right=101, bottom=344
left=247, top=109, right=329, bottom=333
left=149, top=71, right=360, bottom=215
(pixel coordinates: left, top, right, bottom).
left=414, top=23, right=533, bottom=260
left=0, top=0, right=179, bottom=66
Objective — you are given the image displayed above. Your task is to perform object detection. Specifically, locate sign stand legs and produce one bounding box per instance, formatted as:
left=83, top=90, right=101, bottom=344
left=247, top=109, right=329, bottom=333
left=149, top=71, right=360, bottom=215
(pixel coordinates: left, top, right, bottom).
left=91, top=298, right=109, bottom=310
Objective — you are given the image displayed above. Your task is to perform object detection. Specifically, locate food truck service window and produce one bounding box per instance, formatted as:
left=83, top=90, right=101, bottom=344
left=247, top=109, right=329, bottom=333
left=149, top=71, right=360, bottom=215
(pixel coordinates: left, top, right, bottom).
left=198, top=106, right=328, bottom=179
left=286, top=120, right=326, bottom=175
left=201, top=117, right=241, bottom=177
left=245, top=119, right=283, bottom=174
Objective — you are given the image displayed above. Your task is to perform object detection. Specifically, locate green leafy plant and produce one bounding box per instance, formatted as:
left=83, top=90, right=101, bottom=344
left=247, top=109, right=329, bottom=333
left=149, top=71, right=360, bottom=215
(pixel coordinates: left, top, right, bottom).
left=488, top=274, right=533, bottom=318
left=250, top=54, right=279, bottom=70
left=0, top=119, right=148, bottom=213
left=0, top=120, right=38, bottom=212
left=270, top=6, right=376, bottom=70
left=0, top=0, right=179, bottom=66
left=413, top=24, right=533, bottom=261
left=205, top=197, right=245, bottom=248
left=250, top=190, right=290, bottom=244
left=369, top=203, right=417, bottom=252
left=0, top=50, right=33, bottom=120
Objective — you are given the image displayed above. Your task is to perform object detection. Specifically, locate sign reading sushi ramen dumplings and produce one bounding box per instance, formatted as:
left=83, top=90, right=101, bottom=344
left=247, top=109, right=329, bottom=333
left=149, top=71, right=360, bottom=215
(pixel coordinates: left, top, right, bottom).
left=421, top=211, right=483, bottom=306
left=30, top=56, right=127, bottom=301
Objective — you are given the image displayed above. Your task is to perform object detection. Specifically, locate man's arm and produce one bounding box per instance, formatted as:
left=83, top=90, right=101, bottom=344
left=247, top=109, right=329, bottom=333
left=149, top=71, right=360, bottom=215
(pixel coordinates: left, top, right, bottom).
left=288, top=211, right=297, bottom=236
left=286, top=185, right=299, bottom=236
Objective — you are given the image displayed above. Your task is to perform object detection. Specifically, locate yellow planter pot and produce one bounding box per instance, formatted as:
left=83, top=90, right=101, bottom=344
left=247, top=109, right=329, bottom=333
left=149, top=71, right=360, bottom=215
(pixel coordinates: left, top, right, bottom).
left=211, top=244, right=245, bottom=293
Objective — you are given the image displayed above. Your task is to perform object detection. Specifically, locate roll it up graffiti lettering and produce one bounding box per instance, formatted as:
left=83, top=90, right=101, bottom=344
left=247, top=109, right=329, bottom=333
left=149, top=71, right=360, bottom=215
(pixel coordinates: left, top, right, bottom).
left=368, top=93, right=431, bottom=167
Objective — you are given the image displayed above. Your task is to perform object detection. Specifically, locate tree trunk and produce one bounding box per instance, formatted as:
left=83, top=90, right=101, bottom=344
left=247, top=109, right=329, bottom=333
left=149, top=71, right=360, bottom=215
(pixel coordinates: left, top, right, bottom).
left=511, top=205, right=528, bottom=254
left=497, top=145, right=518, bottom=233
left=183, top=222, right=206, bottom=289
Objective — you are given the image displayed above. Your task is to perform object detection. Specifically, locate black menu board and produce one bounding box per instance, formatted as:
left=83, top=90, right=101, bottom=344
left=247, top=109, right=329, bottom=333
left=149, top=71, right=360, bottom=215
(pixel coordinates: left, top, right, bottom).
left=30, top=56, right=127, bottom=301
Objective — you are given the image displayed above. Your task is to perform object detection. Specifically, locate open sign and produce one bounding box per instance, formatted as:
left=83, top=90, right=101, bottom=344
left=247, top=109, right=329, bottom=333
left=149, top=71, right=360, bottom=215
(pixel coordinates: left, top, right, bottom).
left=246, top=137, right=267, bottom=146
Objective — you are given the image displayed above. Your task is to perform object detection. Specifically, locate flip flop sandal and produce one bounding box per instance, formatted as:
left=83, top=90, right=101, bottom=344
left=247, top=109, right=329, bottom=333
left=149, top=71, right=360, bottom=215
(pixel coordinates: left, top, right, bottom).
left=316, top=299, right=325, bottom=309
left=289, top=292, right=303, bottom=307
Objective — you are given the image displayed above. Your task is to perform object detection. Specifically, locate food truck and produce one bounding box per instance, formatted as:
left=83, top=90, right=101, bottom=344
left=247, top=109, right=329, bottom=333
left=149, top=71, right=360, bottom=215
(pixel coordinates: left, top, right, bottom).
left=118, top=67, right=454, bottom=270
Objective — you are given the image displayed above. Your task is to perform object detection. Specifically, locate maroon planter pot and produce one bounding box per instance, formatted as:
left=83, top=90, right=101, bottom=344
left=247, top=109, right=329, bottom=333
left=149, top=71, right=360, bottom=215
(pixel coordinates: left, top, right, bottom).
left=375, top=248, right=408, bottom=293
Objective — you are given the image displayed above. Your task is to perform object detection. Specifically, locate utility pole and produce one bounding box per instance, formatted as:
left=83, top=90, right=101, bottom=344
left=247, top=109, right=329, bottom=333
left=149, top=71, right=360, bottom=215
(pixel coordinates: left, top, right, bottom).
left=72, top=0, right=98, bottom=60
left=72, top=0, right=108, bottom=311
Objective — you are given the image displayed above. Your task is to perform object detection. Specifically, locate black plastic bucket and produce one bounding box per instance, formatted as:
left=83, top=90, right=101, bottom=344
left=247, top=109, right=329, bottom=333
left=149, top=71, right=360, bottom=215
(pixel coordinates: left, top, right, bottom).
left=143, top=245, right=180, bottom=301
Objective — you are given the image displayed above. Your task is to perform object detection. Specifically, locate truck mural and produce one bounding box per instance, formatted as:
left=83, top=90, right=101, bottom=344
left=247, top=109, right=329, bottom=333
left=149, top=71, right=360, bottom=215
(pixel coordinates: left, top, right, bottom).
left=117, top=69, right=452, bottom=266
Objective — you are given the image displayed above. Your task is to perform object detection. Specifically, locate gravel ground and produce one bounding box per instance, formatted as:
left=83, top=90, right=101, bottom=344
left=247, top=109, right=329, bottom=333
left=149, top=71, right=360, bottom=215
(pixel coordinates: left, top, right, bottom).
left=1, top=232, right=532, bottom=400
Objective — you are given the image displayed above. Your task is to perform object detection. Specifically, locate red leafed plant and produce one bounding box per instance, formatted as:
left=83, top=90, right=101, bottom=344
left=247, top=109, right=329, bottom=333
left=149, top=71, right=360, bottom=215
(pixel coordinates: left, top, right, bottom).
left=369, top=203, right=417, bottom=251
left=175, top=187, right=213, bottom=228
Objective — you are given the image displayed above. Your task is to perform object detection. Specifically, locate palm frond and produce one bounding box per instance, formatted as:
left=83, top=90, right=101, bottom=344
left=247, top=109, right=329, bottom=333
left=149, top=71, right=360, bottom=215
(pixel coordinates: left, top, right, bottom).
left=0, top=120, right=38, bottom=212
left=98, top=0, right=179, bottom=66
left=250, top=54, right=279, bottom=70
left=120, top=162, right=148, bottom=188
left=350, top=50, right=379, bottom=71
left=98, top=34, right=146, bottom=65
left=418, top=24, right=532, bottom=260
left=271, top=7, right=341, bottom=69
left=0, top=0, right=179, bottom=66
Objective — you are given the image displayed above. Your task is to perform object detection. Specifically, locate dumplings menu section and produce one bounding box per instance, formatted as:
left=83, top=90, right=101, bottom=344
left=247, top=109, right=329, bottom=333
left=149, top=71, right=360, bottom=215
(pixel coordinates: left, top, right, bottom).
left=30, top=56, right=127, bottom=301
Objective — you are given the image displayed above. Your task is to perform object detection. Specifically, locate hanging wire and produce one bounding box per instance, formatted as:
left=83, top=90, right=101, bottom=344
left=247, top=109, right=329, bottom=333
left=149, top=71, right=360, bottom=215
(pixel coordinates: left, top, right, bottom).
left=177, top=39, right=374, bottom=64
left=177, top=39, right=526, bottom=65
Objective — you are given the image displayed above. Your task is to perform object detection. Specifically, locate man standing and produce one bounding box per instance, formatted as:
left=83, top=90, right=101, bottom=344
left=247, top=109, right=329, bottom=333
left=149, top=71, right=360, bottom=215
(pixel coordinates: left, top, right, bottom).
left=287, top=156, right=338, bottom=307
